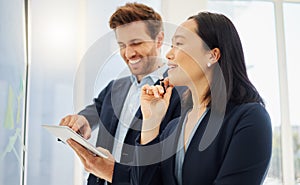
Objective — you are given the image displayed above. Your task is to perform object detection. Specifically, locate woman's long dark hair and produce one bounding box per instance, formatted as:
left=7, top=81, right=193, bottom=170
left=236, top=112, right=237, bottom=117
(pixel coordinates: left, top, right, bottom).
left=183, top=12, right=264, bottom=108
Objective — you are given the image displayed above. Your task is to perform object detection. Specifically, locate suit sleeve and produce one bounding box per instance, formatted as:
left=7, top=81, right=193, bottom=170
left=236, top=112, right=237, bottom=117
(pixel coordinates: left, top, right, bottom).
left=111, top=136, right=163, bottom=185
left=78, top=103, right=99, bottom=130
left=214, top=104, right=272, bottom=185
left=131, top=136, right=163, bottom=185
left=78, top=81, right=114, bottom=130
left=112, top=163, right=131, bottom=184
left=131, top=117, right=180, bottom=185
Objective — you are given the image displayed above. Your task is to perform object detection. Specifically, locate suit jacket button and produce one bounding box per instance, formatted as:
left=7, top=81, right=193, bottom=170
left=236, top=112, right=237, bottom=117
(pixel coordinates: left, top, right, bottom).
left=96, top=177, right=100, bottom=183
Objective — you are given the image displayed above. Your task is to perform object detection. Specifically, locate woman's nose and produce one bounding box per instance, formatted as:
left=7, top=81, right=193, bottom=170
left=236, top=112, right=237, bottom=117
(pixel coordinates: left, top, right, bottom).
left=166, top=48, right=174, bottom=60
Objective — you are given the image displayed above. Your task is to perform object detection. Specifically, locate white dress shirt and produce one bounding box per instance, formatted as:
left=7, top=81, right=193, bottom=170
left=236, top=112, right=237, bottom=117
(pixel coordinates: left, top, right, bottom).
left=112, top=64, right=167, bottom=162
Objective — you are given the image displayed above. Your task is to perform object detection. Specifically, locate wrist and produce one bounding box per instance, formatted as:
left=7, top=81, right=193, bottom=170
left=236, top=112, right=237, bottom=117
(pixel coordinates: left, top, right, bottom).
left=141, top=125, right=160, bottom=144
left=105, top=161, right=114, bottom=183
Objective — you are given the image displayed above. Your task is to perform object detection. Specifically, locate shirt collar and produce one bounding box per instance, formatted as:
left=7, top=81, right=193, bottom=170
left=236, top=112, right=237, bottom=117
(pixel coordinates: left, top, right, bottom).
left=130, top=63, right=168, bottom=87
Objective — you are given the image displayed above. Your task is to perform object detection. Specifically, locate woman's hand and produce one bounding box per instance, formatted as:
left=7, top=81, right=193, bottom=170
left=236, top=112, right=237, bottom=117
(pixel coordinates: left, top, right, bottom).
left=67, top=139, right=115, bottom=183
left=140, top=78, right=173, bottom=144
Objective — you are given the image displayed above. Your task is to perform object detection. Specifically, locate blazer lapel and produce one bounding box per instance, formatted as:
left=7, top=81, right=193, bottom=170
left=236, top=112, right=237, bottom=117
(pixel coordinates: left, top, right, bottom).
left=110, top=77, right=132, bottom=136
left=160, top=119, right=183, bottom=185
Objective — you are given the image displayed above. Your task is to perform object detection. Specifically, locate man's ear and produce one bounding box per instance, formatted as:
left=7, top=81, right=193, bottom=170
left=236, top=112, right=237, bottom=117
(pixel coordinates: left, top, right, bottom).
left=155, top=31, right=164, bottom=48
left=209, top=48, right=221, bottom=65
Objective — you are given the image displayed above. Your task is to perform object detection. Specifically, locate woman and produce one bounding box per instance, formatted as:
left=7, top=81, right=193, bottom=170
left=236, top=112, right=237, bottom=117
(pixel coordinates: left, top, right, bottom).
left=134, top=12, right=272, bottom=185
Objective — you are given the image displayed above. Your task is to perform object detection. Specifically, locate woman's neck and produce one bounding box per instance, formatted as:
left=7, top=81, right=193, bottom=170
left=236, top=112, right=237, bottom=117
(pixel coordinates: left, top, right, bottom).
left=188, top=80, right=210, bottom=110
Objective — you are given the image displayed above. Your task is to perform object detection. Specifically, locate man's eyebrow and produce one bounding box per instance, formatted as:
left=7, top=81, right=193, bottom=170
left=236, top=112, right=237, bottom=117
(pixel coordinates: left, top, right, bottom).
left=130, top=39, right=143, bottom=43
left=117, top=39, right=144, bottom=45
left=117, top=42, right=126, bottom=47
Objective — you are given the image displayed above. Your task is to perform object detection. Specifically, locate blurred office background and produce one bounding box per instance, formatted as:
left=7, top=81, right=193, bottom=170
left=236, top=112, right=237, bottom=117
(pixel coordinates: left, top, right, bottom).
left=0, top=0, right=299, bottom=184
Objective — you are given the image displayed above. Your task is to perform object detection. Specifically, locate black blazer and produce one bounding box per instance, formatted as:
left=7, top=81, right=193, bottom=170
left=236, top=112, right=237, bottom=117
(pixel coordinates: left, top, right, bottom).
left=132, top=102, right=272, bottom=185
left=78, top=75, right=186, bottom=185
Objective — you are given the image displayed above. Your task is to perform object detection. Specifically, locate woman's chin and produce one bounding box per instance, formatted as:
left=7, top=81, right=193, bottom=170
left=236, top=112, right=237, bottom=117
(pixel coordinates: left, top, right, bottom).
left=168, top=77, right=180, bottom=87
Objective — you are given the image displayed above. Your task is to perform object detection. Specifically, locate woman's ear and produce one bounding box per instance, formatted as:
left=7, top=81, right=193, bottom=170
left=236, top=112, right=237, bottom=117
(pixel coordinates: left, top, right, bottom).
left=209, top=48, right=221, bottom=65
left=156, top=31, right=164, bottom=48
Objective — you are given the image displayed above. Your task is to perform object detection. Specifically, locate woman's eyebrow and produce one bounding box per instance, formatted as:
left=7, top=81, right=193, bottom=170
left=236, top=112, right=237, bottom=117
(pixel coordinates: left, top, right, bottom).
left=172, top=35, right=186, bottom=42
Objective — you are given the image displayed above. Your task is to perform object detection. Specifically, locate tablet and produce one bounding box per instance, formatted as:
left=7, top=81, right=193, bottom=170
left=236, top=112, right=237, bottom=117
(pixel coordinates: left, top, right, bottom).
left=42, top=124, right=108, bottom=158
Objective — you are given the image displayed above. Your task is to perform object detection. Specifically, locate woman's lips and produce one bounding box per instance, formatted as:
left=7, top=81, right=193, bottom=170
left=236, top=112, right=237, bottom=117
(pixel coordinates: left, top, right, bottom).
left=167, top=63, right=178, bottom=71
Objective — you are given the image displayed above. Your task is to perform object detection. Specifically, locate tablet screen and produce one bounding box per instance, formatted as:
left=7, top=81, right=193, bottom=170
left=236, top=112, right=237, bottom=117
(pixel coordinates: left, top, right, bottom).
left=42, top=124, right=108, bottom=158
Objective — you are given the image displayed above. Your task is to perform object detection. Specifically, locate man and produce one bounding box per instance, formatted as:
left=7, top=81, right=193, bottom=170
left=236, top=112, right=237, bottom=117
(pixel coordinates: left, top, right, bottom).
left=60, top=3, right=184, bottom=185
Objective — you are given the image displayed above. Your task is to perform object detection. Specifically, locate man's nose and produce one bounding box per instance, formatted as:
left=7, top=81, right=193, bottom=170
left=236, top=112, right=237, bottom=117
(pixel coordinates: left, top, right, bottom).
left=125, top=45, right=136, bottom=59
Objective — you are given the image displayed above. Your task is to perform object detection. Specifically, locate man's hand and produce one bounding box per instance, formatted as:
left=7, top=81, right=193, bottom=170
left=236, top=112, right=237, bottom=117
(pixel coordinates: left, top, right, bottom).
left=67, top=139, right=115, bottom=183
left=59, top=115, right=91, bottom=139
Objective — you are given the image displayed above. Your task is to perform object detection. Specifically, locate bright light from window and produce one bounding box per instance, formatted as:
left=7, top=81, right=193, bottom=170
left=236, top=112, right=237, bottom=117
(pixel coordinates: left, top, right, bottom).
left=42, top=22, right=74, bottom=50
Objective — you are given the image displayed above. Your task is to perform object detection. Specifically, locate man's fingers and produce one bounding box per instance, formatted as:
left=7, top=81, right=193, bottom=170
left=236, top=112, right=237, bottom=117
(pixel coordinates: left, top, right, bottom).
left=67, top=139, right=91, bottom=161
left=59, top=115, right=77, bottom=129
left=82, top=128, right=91, bottom=139
left=67, top=139, right=88, bottom=167
left=96, top=147, right=115, bottom=161
left=60, top=115, right=88, bottom=135
left=68, top=116, right=78, bottom=129
left=71, top=120, right=81, bottom=132
left=59, top=115, right=71, bottom=126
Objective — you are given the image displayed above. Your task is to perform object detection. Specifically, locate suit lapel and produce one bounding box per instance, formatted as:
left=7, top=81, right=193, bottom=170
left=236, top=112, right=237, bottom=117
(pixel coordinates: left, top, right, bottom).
left=160, top=119, right=183, bottom=185
left=110, top=77, right=132, bottom=136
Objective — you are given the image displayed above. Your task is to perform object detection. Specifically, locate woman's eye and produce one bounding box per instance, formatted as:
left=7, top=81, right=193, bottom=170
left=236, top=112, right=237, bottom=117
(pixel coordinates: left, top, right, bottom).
left=175, top=42, right=183, bottom=46
left=171, top=42, right=183, bottom=48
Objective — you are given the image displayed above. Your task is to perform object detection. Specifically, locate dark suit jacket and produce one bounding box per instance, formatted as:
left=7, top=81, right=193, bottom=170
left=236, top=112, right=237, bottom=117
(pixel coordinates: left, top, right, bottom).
left=78, top=75, right=186, bottom=185
left=132, top=102, right=272, bottom=185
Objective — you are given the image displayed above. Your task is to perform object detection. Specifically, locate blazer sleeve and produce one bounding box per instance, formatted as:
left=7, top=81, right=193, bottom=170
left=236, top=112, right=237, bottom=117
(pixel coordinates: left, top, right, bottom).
left=131, top=136, right=163, bottom=185
left=131, top=118, right=180, bottom=185
left=78, top=103, right=99, bottom=130
left=110, top=136, right=163, bottom=185
left=78, top=80, right=114, bottom=130
left=112, top=162, right=132, bottom=184
left=214, top=104, right=272, bottom=185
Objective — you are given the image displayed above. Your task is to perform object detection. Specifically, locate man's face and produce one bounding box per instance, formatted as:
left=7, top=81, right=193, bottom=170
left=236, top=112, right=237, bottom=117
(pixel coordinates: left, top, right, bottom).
left=115, top=21, right=162, bottom=81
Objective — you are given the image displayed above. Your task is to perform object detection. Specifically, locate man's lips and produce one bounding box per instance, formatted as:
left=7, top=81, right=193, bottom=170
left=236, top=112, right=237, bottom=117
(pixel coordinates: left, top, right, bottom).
left=128, top=59, right=141, bottom=64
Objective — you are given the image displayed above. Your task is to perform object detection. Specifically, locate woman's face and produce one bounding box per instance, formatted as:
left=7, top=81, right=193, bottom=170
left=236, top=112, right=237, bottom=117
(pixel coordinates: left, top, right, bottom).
left=166, top=19, right=211, bottom=87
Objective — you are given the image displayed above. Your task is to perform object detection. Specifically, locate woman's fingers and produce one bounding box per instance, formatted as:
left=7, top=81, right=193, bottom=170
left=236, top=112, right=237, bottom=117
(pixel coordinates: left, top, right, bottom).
left=163, top=78, right=172, bottom=88
left=142, top=84, right=166, bottom=97
left=142, top=84, right=152, bottom=95
left=163, top=86, right=173, bottom=103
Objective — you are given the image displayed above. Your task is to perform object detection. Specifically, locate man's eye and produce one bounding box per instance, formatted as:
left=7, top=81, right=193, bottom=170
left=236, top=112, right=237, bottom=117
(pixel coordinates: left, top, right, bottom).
left=131, top=42, right=142, bottom=46
left=119, top=44, right=126, bottom=49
